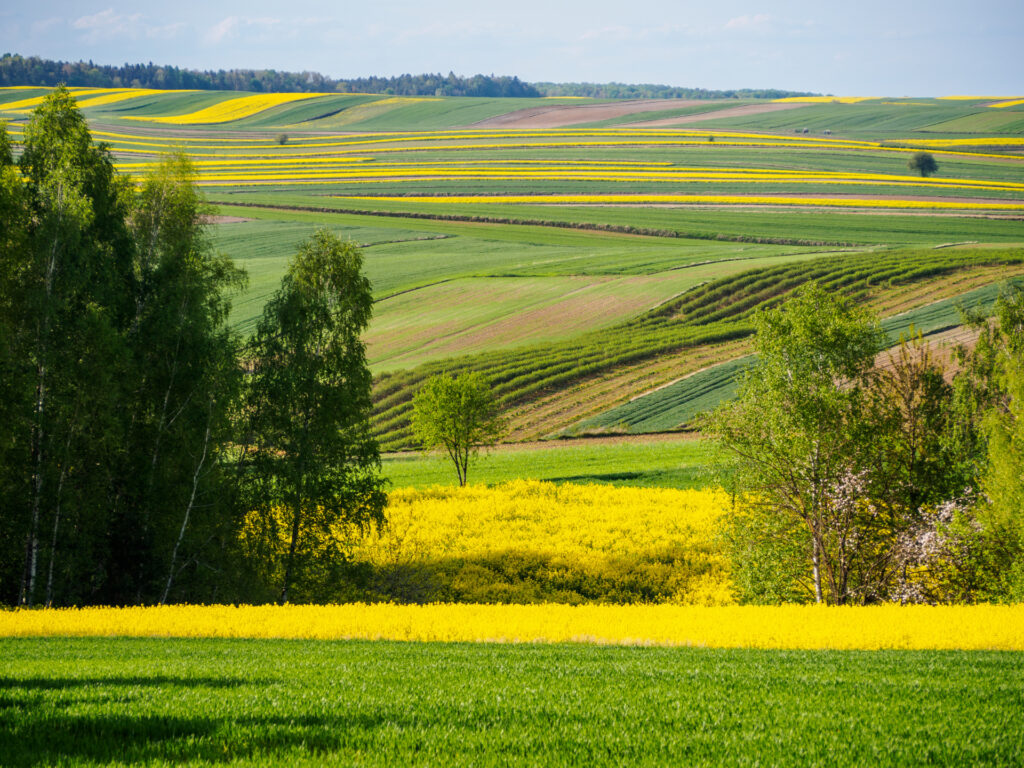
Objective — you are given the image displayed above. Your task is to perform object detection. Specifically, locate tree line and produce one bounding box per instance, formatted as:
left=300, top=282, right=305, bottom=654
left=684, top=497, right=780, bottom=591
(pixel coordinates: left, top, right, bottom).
left=0, top=53, right=816, bottom=99
left=710, top=284, right=1024, bottom=604
left=531, top=82, right=817, bottom=100
left=0, top=54, right=539, bottom=97
left=0, top=88, right=385, bottom=607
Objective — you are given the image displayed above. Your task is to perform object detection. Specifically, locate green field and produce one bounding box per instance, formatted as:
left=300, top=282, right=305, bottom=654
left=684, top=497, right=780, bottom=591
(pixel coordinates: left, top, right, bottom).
left=2, top=638, right=1021, bottom=767
left=5, top=88, right=1023, bottom=447
left=383, top=436, right=715, bottom=488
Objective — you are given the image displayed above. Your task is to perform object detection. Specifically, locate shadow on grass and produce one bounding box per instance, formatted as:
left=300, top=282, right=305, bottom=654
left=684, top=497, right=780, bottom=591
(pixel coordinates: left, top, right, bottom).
left=0, top=675, right=269, bottom=691
left=545, top=468, right=713, bottom=488
left=0, top=711, right=401, bottom=766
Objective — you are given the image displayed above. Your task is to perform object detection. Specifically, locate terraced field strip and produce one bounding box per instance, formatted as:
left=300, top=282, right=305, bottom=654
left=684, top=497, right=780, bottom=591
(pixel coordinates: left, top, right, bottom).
left=213, top=204, right=832, bottom=337
left=124, top=92, right=332, bottom=124
left=0, top=87, right=131, bottom=112
left=572, top=272, right=1024, bottom=436
left=504, top=338, right=751, bottom=441
left=365, top=252, right=831, bottom=371
left=368, top=249, right=1024, bottom=449
left=355, top=193, right=1024, bottom=211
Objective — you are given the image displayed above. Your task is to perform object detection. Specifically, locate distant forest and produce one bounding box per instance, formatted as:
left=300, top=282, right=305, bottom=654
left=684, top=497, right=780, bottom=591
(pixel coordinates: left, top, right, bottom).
left=533, top=82, right=816, bottom=100
left=0, top=54, right=816, bottom=99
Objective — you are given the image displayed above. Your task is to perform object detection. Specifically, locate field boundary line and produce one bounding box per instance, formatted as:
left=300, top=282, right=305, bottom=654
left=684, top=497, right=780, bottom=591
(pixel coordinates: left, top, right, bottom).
left=210, top=200, right=865, bottom=247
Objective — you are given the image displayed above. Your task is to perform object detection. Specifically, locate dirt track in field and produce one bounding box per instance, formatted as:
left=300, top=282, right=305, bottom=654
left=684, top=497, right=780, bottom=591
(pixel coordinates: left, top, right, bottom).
left=469, top=99, right=713, bottom=129
left=637, top=102, right=809, bottom=126
left=207, top=215, right=254, bottom=224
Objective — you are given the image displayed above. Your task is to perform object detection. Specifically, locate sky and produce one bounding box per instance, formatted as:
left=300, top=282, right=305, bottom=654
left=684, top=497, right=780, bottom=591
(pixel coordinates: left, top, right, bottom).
left=2, top=1, right=1022, bottom=96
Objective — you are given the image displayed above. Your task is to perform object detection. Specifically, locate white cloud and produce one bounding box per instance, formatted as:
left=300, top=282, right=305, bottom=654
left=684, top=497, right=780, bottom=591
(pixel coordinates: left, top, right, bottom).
left=31, top=17, right=63, bottom=35
left=724, top=13, right=772, bottom=31
left=73, top=8, right=143, bottom=41
left=71, top=8, right=183, bottom=43
left=205, top=16, right=284, bottom=44
left=206, top=16, right=239, bottom=44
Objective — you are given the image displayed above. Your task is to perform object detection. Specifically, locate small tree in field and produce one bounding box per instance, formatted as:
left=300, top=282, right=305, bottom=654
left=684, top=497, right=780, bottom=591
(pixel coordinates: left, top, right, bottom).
left=908, top=151, right=938, bottom=177
left=412, top=372, right=505, bottom=486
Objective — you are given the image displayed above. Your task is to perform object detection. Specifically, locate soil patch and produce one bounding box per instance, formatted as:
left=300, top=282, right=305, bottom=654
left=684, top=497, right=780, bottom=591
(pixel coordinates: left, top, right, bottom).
left=636, top=102, right=809, bottom=126
left=207, top=215, right=255, bottom=224
left=470, top=100, right=710, bottom=129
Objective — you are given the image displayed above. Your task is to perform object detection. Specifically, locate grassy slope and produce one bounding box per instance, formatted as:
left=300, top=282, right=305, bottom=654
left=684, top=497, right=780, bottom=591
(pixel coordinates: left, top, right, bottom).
left=218, top=194, right=1024, bottom=247
left=572, top=275, right=1024, bottom=435
left=43, top=91, right=1023, bottom=447
left=213, top=207, right=829, bottom=345
left=368, top=249, right=1024, bottom=448
left=383, top=437, right=716, bottom=489
left=2, top=638, right=1022, bottom=767
left=289, top=97, right=605, bottom=131
left=687, top=99, right=1024, bottom=137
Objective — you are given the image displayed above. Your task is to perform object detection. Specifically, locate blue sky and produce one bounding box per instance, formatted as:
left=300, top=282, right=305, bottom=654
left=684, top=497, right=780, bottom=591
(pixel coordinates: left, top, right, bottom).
left=2, top=1, right=1021, bottom=95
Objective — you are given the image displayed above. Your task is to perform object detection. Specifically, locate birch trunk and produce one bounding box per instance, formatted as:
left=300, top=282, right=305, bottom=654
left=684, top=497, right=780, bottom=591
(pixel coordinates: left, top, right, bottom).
left=160, top=406, right=213, bottom=605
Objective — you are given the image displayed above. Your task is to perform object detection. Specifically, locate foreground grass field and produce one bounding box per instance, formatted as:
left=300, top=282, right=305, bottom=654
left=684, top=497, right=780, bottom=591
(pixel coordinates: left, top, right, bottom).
left=1, top=638, right=1021, bottom=766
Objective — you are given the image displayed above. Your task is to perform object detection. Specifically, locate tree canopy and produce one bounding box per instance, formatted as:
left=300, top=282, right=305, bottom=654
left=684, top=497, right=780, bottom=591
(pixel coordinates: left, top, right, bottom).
left=0, top=53, right=818, bottom=99
left=412, top=372, right=505, bottom=487
left=907, top=151, right=939, bottom=177
left=0, top=88, right=386, bottom=607
left=242, top=230, right=386, bottom=604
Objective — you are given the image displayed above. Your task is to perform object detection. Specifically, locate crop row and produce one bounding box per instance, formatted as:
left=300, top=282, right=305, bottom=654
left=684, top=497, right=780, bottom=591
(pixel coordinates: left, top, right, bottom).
left=371, top=249, right=1024, bottom=448
left=573, top=277, right=1023, bottom=436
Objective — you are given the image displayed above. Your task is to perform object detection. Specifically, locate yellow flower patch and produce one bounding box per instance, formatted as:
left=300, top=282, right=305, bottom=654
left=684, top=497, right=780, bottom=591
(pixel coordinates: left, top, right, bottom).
left=4, top=604, right=1024, bottom=650
left=125, top=92, right=330, bottom=124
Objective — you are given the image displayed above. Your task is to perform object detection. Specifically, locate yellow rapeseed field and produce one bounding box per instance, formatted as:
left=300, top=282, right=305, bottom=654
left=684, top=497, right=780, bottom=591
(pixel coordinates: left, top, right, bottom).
left=236, top=482, right=735, bottom=605
left=989, top=98, right=1024, bottom=108
left=72, top=89, right=179, bottom=109
left=3, top=604, right=1023, bottom=650
left=0, top=87, right=125, bottom=112
left=127, top=92, right=328, bottom=124
left=351, top=481, right=733, bottom=604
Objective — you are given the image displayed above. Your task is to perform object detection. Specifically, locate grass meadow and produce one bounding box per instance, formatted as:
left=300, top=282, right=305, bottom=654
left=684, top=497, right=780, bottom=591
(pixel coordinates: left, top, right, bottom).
left=2, top=638, right=1022, bottom=766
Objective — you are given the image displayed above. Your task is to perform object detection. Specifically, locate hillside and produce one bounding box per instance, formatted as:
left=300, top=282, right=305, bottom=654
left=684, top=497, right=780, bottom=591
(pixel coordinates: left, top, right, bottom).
left=3, top=85, right=1021, bottom=449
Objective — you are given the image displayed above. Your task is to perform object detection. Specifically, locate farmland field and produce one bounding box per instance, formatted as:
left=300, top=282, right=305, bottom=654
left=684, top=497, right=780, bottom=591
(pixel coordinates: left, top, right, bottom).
left=3, top=86, right=1023, bottom=444
left=4, top=83, right=1024, bottom=768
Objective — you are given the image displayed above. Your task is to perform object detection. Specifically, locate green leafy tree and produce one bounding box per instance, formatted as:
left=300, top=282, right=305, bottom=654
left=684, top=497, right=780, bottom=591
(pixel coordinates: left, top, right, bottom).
left=122, top=152, right=246, bottom=605
left=973, top=286, right=1024, bottom=599
left=0, top=121, right=32, bottom=601
left=411, top=372, right=506, bottom=487
left=0, top=91, right=248, bottom=607
left=708, top=284, right=884, bottom=604
left=244, top=229, right=386, bottom=604
left=908, top=151, right=938, bottom=177
left=12, top=85, right=135, bottom=606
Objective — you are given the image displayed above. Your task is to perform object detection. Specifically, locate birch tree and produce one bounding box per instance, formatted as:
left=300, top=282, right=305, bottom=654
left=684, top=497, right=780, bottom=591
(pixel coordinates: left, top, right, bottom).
left=244, top=230, right=386, bottom=604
